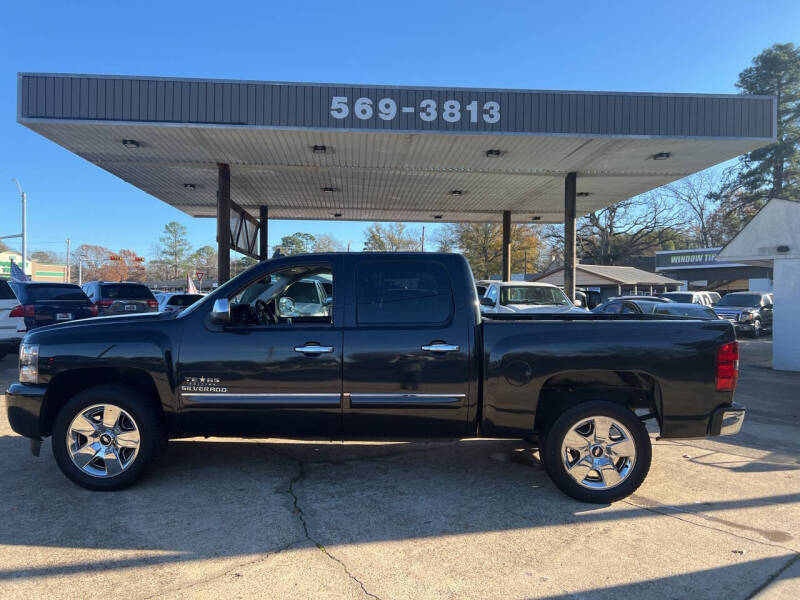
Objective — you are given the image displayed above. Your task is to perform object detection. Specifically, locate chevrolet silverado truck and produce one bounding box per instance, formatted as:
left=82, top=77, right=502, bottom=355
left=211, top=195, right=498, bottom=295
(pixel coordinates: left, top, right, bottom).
left=5, top=253, right=745, bottom=503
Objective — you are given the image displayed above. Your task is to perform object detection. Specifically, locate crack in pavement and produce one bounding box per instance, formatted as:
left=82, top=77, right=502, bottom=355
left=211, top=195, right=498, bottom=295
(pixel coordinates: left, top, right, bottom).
left=139, top=538, right=306, bottom=600
left=745, top=553, right=800, bottom=599
left=263, top=444, right=382, bottom=600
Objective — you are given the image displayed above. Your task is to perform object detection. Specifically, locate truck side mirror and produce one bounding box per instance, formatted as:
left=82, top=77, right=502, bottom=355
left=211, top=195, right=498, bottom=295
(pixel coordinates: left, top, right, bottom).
left=480, top=296, right=494, bottom=307
left=210, top=298, right=230, bottom=324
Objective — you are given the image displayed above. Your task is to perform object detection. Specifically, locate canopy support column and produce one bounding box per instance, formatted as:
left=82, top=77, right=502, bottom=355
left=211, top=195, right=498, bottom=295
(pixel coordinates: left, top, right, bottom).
left=217, top=163, right=231, bottom=283
left=259, top=206, right=269, bottom=260
left=502, top=211, right=511, bottom=281
left=564, top=172, right=577, bottom=301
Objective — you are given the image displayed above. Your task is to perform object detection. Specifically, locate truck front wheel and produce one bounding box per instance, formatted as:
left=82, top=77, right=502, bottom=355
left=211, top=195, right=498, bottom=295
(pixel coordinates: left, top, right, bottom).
left=52, top=384, right=167, bottom=491
left=541, top=401, right=651, bottom=503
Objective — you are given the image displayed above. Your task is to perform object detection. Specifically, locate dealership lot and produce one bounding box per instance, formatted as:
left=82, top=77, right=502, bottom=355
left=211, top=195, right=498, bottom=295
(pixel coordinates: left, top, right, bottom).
left=0, top=338, right=798, bottom=599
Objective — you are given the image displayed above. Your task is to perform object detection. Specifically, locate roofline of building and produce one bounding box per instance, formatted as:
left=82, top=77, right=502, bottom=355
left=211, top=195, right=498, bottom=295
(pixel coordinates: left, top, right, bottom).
left=16, top=72, right=777, bottom=101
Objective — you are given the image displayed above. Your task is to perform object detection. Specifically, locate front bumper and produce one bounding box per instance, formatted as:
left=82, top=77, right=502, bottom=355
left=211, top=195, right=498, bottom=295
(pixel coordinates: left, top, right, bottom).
left=708, top=402, right=746, bottom=436
left=5, top=382, right=48, bottom=440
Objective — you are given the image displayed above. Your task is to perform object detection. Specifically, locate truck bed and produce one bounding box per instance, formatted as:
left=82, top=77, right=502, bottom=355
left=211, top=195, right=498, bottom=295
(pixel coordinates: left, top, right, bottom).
left=479, top=315, right=736, bottom=439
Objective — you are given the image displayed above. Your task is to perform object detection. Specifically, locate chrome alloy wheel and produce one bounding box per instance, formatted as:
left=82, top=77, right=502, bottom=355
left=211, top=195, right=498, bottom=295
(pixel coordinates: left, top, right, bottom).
left=560, top=416, right=636, bottom=489
left=66, top=404, right=141, bottom=478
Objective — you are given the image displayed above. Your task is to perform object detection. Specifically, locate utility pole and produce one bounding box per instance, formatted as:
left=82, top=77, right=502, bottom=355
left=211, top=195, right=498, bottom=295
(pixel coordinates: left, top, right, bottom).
left=66, top=238, right=71, bottom=283
left=524, top=248, right=528, bottom=278
left=12, top=179, right=27, bottom=276
left=421, top=226, right=425, bottom=252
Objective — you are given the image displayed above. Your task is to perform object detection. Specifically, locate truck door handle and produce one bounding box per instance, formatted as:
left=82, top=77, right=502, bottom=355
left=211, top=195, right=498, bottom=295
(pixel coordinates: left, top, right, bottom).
left=294, top=345, right=334, bottom=354
left=421, top=343, right=460, bottom=353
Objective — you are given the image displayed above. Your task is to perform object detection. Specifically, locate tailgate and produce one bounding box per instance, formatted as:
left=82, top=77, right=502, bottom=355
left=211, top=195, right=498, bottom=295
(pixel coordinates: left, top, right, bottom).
left=31, top=300, right=95, bottom=325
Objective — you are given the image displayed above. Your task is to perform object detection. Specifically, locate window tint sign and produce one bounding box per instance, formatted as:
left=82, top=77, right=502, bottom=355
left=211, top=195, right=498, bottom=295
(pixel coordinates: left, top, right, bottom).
left=654, top=248, right=741, bottom=271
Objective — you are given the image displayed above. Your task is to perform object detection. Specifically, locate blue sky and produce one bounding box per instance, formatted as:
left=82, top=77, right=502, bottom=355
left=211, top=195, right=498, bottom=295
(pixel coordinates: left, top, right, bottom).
left=1, top=1, right=798, bottom=260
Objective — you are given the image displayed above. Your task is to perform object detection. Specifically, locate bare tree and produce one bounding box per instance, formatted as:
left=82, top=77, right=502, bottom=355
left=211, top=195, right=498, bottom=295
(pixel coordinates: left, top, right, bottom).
left=312, top=233, right=345, bottom=252
left=363, top=223, right=421, bottom=251
left=547, top=192, right=689, bottom=265
left=666, top=170, right=724, bottom=247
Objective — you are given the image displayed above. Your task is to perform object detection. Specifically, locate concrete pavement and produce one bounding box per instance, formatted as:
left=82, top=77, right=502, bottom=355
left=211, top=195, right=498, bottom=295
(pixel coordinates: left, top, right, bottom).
left=0, top=337, right=798, bottom=599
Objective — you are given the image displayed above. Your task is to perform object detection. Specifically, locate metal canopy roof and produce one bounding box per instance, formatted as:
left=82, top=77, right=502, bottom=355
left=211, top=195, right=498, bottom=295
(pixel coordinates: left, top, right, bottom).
left=18, top=73, right=776, bottom=224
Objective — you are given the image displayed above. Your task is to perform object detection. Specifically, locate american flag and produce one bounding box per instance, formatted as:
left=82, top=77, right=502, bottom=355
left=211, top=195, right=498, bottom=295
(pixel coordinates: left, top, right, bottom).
left=10, top=259, right=29, bottom=282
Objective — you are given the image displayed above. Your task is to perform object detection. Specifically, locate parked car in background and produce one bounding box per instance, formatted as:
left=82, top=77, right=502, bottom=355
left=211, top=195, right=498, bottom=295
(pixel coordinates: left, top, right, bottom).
left=713, top=292, right=774, bottom=338
left=575, top=288, right=602, bottom=310
left=475, top=279, right=495, bottom=298
left=597, top=300, right=721, bottom=320
left=480, top=281, right=588, bottom=314
left=81, top=282, right=158, bottom=316
left=592, top=296, right=672, bottom=313
left=706, top=291, right=721, bottom=305
left=156, top=293, right=204, bottom=314
left=237, top=275, right=332, bottom=318
left=7, top=282, right=97, bottom=333
left=657, top=291, right=713, bottom=306
left=0, top=279, right=25, bottom=359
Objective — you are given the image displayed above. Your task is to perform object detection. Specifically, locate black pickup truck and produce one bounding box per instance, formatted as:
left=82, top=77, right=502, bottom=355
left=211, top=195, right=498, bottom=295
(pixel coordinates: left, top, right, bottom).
left=6, top=253, right=745, bottom=503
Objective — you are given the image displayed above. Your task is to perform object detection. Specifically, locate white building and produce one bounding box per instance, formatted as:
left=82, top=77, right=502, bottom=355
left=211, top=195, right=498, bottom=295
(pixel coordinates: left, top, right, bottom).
left=717, top=199, right=800, bottom=371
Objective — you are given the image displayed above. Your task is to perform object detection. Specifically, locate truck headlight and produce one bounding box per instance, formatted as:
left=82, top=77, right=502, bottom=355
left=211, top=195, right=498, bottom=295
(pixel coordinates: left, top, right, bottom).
left=19, top=343, right=39, bottom=384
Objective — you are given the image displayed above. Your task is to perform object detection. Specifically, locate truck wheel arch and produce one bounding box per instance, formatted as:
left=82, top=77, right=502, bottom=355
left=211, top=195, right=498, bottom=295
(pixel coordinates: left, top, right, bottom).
left=533, top=370, right=663, bottom=439
left=41, top=368, right=167, bottom=437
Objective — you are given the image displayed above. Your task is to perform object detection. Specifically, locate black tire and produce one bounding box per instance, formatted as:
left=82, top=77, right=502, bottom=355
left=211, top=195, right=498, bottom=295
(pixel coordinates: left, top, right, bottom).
left=540, top=401, right=651, bottom=503
left=751, top=319, right=762, bottom=338
left=52, top=384, right=167, bottom=491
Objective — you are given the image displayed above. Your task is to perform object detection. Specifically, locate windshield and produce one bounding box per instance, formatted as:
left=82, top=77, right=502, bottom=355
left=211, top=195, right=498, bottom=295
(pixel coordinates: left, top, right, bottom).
left=661, top=293, right=693, bottom=303
left=499, top=286, right=570, bottom=306
left=717, top=294, right=761, bottom=307
left=167, top=294, right=203, bottom=306
left=657, top=305, right=718, bottom=318
left=15, top=284, right=88, bottom=302
left=101, top=284, right=155, bottom=300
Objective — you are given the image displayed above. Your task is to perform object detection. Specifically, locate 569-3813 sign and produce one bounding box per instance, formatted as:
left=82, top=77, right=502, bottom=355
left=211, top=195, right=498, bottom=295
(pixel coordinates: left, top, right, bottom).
left=330, top=96, right=500, bottom=124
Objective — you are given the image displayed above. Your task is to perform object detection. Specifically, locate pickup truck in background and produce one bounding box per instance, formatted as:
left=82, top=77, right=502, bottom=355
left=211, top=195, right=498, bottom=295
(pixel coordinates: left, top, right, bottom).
left=6, top=253, right=745, bottom=503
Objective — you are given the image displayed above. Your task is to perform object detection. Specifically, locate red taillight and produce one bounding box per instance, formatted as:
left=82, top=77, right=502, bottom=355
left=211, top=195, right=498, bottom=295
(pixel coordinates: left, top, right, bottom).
left=716, top=341, right=739, bottom=392
left=9, top=304, right=35, bottom=318
left=147, top=299, right=158, bottom=309
left=88, top=304, right=99, bottom=317
left=96, top=299, right=113, bottom=307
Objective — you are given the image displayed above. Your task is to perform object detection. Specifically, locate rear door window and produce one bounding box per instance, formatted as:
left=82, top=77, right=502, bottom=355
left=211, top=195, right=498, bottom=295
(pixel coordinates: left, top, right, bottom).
left=356, top=261, right=453, bottom=324
left=0, top=280, right=17, bottom=300
left=101, top=284, right=155, bottom=300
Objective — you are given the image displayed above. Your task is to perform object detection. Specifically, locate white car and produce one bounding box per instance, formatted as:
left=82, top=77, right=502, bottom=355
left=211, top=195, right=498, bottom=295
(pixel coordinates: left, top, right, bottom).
left=157, top=292, right=205, bottom=314
left=0, top=279, right=25, bottom=359
left=479, top=281, right=588, bottom=314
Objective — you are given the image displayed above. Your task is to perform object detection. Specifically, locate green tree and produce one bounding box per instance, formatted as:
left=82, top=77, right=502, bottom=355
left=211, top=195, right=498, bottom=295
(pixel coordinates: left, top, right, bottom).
left=363, top=223, right=421, bottom=252
left=29, top=250, right=62, bottom=263
left=189, top=245, right=218, bottom=280
left=158, top=222, right=192, bottom=279
left=278, top=232, right=316, bottom=255
left=728, top=43, right=800, bottom=205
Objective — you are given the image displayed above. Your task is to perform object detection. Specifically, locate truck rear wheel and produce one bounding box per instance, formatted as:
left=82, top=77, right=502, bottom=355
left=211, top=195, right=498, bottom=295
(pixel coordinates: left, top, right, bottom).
left=52, top=384, right=166, bottom=491
left=541, top=401, right=651, bottom=503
